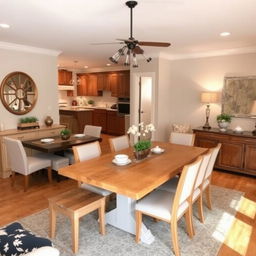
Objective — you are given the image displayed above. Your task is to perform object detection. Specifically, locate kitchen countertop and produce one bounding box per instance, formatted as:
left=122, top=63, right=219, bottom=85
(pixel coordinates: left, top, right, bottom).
left=59, top=106, right=117, bottom=112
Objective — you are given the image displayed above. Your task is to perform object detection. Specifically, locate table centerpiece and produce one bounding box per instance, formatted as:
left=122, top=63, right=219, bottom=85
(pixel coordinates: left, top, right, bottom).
left=127, top=122, right=155, bottom=160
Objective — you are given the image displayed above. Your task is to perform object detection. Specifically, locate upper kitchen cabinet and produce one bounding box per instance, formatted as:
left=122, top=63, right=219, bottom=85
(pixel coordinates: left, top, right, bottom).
left=77, top=74, right=103, bottom=96
left=97, top=73, right=110, bottom=91
left=108, top=71, right=130, bottom=98
left=58, top=69, right=72, bottom=85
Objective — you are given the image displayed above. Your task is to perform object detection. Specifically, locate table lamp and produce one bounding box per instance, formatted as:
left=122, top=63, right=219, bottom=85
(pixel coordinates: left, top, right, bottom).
left=200, top=92, right=218, bottom=129
left=250, top=100, right=256, bottom=135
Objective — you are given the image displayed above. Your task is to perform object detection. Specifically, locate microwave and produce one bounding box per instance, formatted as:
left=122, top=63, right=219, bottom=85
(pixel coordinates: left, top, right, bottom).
left=118, top=98, right=130, bottom=114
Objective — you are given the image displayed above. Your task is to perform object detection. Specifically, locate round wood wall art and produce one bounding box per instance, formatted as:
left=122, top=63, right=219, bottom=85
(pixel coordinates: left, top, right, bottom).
left=0, top=72, right=38, bottom=115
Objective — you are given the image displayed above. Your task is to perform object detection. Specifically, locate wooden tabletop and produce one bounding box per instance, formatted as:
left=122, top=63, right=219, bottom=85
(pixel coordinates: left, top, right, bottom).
left=22, top=135, right=102, bottom=153
left=59, top=142, right=207, bottom=200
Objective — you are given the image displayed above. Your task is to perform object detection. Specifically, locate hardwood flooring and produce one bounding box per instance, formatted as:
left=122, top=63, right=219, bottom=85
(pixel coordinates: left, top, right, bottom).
left=0, top=134, right=255, bottom=256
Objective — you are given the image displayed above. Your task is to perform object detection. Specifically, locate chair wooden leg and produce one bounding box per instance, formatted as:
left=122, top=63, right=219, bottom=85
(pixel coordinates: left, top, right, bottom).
left=49, top=203, right=56, bottom=238
left=184, top=207, right=194, bottom=238
left=98, top=199, right=106, bottom=235
left=11, top=171, right=15, bottom=187
left=197, top=194, right=205, bottom=223
left=135, top=211, right=142, bottom=243
left=24, top=175, right=29, bottom=192
left=170, top=220, right=180, bottom=256
left=47, top=167, right=52, bottom=183
left=205, top=185, right=212, bottom=210
left=71, top=214, right=79, bottom=254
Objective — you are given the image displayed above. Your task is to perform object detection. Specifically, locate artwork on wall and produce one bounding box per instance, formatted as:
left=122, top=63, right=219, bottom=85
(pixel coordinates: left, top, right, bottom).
left=0, top=72, right=38, bottom=115
left=222, top=76, right=256, bottom=117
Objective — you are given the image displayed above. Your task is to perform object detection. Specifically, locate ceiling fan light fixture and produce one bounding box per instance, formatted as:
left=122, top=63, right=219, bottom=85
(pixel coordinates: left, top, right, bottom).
left=132, top=52, right=138, bottom=68
left=124, top=49, right=131, bottom=66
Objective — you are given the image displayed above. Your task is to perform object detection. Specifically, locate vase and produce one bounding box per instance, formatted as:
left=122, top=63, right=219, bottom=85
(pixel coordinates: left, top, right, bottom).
left=61, top=134, right=70, bottom=140
left=134, top=148, right=150, bottom=160
left=44, top=116, right=53, bottom=127
left=218, top=121, right=229, bottom=132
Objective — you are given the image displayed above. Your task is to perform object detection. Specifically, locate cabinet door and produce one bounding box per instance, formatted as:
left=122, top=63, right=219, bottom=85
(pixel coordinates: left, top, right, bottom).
left=97, top=73, right=107, bottom=91
left=58, top=70, right=72, bottom=85
left=117, top=72, right=130, bottom=98
left=106, top=111, right=125, bottom=135
left=218, top=142, right=244, bottom=169
left=109, top=73, right=119, bottom=97
left=87, top=74, right=98, bottom=96
left=244, top=145, right=256, bottom=172
left=93, top=110, right=107, bottom=132
left=77, top=74, right=88, bottom=96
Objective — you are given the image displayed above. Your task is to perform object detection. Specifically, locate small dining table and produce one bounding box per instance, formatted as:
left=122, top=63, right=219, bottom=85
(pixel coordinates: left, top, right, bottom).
left=22, top=135, right=101, bottom=153
left=58, top=142, right=207, bottom=244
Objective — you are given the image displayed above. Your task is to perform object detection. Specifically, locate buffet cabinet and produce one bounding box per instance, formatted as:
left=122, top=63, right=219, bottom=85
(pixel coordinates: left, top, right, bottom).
left=0, top=125, right=64, bottom=178
left=193, top=127, right=256, bottom=176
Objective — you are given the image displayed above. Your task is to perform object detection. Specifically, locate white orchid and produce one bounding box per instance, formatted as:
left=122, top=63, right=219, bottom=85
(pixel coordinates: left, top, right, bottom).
left=127, top=123, right=155, bottom=139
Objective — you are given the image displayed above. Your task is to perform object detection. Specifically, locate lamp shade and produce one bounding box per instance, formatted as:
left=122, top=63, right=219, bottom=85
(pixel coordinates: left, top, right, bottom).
left=201, top=92, right=218, bottom=103
left=250, top=100, right=256, bottom=115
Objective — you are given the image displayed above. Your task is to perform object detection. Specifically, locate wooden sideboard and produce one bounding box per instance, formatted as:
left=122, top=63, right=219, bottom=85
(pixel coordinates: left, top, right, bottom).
left=193, top=127, right=256, bottom=176
left=0, top=124, right=65, bottom=178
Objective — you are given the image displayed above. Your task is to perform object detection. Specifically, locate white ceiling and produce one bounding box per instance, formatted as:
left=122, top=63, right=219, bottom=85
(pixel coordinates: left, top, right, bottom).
left=0, top=0, right=256, bottom=69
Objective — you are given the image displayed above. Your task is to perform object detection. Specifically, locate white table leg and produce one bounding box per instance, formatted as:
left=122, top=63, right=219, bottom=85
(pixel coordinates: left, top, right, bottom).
left=106, top=194, right=155, bottom=244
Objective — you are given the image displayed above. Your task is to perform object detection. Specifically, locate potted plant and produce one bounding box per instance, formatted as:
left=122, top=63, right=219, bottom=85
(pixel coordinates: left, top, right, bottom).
left=217, top=113, right=232, bottom=132
left=127, top=123, right=155, bottom=160
left=60, top=128, right=71, bottom=140
left=87, top=100, right=94, bottom=106
left=17, top=116, right=39, bottom=130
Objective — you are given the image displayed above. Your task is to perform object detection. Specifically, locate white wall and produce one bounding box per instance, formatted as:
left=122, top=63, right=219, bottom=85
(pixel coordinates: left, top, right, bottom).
left=0, top=48, right=59, bottom=129
left=168, top=53, right=256, bottom=136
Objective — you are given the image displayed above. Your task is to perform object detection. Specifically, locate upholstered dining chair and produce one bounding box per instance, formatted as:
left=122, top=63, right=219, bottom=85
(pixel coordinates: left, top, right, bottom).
left=109, top=135, right=130, bottom=152
left=169, top=132, right=195, bottom=146
left=83, top=125, right=102, bottom=138
left=135, top=156, right=203, bottom=256
left=72, top=141, right=112, bottom=197
left=4, top=137, right=52, bottom=191
left=65, top=125, right=102, bottom=164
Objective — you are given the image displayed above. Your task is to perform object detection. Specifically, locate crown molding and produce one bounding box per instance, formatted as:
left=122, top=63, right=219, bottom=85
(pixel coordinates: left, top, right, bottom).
left=159, top=46, right=256, bottom=61
left=0, top=41, right=61, bottom=56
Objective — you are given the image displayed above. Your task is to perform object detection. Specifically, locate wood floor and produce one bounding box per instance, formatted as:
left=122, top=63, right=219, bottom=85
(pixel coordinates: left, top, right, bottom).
left=0, top=134, right=255, bottom=256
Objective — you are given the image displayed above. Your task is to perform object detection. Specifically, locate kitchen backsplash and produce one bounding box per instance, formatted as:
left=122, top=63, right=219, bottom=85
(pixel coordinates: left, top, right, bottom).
left=58, top=90, right=117, bottom=107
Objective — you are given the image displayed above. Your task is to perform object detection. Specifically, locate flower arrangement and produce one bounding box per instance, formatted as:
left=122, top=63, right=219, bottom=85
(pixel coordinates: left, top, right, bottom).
left=127, top=123, right=155, bottom=153
left=60, top=128, right=71, bottom=140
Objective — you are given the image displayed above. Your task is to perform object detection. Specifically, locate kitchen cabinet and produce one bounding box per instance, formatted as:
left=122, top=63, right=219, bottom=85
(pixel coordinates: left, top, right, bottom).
left=77, top=74, right=102, bottom=96
left=93, top=109, right=107, bottom=133
left=106, top=110, right=125, bottom=135
left=58, top=70, right=72, bottom=85
left=108, top=71, right=130, bottom=97
left=193, top=127, right=256, bottom=176
left=97, top=73, right=110, bottom=91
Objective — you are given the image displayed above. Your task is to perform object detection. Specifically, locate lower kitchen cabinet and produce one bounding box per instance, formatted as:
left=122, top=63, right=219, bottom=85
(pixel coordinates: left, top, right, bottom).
left=106, top=110, right=125, bottom=135
left=193, top=127, right=256, bottom=176
left=93, top=109, right=107, bottom=133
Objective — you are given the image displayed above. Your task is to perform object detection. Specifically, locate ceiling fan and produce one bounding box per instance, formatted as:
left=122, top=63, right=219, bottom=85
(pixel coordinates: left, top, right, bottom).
left=108, top=1, right=171, bottom=67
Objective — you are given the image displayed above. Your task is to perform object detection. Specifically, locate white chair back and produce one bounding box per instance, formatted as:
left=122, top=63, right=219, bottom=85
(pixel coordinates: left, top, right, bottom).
left=73, top=141, right=101, bottom=163
left=4, top=137, right=28, bottom=175
left=171, top=157, right=202, bottom=215
left=169, top=132, right=195, bottom=146
left=204, top=143, right=221, bottom=180
left=194, top=150, right=212, bottom=190
left=83, top=125, right=102, bottom=138
left=109, top=135, right=130, bottom=152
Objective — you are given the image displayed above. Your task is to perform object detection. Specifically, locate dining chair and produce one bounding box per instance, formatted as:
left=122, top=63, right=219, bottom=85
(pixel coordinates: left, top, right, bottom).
left=135, top=156, right=203, bottom=256
left=109, top=135, right=130, bottom=152
left=169, top=132, right=195, bottom=146
left=83, top=125, right=102, bottom=138
left=72, top=141, right=112, bottom=197
left=65, top=125, right=102, bottom=164
left=4, top=137, right=52, bottom=192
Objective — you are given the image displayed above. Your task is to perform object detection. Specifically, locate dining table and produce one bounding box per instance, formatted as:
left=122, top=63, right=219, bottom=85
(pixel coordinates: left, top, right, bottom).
left=58, top=142, right=208, bottom=244
left=22, top=134, right=102, bottom=153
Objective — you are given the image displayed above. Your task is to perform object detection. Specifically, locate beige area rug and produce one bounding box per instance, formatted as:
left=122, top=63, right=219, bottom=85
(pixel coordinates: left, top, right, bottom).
left=18, top=186, right=243, bottom=256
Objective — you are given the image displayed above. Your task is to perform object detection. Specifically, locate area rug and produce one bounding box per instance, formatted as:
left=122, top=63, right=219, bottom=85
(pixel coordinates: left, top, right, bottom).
left=18, top=186, right=243, bottom=256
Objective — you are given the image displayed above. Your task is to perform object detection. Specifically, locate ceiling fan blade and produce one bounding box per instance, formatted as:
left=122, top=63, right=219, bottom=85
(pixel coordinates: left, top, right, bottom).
left=90, top=42, right=124, bottom=45
left=134, top=46, right=144, bottom=54
left=138, top=41, right=171, bottom=47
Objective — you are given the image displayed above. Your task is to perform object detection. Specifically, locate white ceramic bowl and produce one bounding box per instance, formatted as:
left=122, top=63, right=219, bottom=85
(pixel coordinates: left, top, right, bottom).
left=115, top=154, right=129, bottom=163
left=152, top=146, right=162, bottom=153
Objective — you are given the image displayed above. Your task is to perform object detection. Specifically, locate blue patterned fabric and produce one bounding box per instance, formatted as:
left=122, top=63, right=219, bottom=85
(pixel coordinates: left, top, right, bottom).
left=0, top=222, right=52, bottom=256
